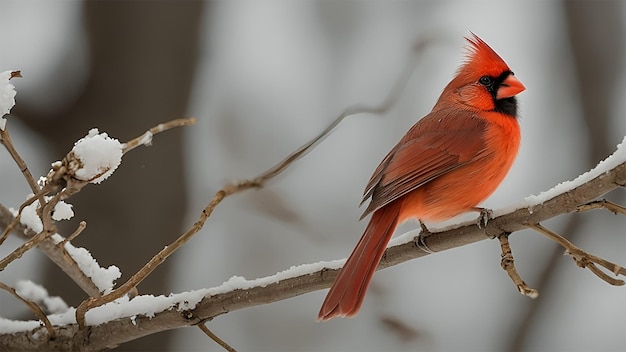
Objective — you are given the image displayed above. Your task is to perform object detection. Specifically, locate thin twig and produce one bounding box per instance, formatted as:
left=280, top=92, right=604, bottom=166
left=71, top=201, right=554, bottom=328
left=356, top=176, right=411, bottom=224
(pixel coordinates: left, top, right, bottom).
left=0, top=212, right=19, bottom=247
left=576, top=199, right=626, bottom=215
left=197, top=323, right=237, bottom=352
left=62, top=221, right=87, bottom=244
left=0, top=230, right=52, bottom=271
left=0, top=282, right=54, bottom=338
left=122, top=117, right=196, bottom=154
left=254, top=37, right=431, bottom=184
left=526, top=223, right=626, bottom=285
left=497, top=233, right=539, bottom=298
left=0, top=121, right=43, bottom=203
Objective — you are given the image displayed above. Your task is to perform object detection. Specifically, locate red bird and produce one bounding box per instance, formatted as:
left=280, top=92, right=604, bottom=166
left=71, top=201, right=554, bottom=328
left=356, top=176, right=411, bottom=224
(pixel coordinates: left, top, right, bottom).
left=318, top=34, right=525, bottom=321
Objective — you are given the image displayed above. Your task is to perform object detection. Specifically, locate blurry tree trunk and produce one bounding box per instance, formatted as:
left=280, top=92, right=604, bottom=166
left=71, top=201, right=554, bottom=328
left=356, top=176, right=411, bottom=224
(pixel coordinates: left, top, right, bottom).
left=16, top=2, right=205, bottom=350
left=509, top=2, right=624, bottom=351
left=564, top=1, right=624, bottom=162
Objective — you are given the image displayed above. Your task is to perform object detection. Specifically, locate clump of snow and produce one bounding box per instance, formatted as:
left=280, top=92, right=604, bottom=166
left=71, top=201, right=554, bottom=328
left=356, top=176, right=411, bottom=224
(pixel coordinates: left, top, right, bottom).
left=71, top=128, right=123, bottom=184
left=51, top=201, right=74, bottom=221
left=0, top=70, right=18, bottom=131
left=19, top=201, right=43, bottom=233
left=50, top=234, right=121, bottom=294
left=14, top=280, right=47, bottom=301
left=0, top=317, right=41, bottom=334
left=13, top=197, right=74, bottom=233
left=14, top=280, right=69, bottom=314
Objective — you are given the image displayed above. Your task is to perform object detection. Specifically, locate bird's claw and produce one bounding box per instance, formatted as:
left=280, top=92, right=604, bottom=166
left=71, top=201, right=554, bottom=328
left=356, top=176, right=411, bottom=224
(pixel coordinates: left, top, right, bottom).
left=415, top=220, right=436, bottom=254
left=475, top=207, right=493, bottom=229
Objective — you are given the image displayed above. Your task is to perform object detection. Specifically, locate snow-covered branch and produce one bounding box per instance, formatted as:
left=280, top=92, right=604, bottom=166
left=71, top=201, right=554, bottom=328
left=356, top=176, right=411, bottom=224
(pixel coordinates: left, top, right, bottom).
left=0, top=142, right=623, bottom=351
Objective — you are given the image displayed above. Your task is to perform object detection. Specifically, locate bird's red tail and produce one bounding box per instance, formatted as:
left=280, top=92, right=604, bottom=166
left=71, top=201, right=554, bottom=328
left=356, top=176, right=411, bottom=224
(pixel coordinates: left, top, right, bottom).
left=318, top=203, right=400, bottom=321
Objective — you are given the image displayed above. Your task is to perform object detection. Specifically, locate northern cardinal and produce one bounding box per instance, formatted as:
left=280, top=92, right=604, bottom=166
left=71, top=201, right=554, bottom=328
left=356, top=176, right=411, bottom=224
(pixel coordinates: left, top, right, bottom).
left=318, top=34, right=525, bottom=321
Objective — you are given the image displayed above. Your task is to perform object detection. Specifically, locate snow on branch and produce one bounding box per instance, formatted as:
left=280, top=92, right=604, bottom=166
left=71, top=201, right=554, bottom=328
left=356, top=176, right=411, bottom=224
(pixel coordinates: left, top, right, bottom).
left=0, top=138, right=624, bottom=351
left=0, top=70, right=19, bottom=131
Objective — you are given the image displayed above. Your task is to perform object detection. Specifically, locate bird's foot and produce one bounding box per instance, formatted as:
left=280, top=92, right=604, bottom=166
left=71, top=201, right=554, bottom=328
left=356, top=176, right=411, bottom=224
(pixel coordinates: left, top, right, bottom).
left=474, top=207, right=493, bottom=229
left=415, top=220, right=436, bottom=254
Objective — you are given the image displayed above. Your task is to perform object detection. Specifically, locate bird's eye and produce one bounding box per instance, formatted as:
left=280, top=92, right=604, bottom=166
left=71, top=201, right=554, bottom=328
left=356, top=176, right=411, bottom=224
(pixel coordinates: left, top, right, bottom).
left=479, top=76, right=493, bottom=86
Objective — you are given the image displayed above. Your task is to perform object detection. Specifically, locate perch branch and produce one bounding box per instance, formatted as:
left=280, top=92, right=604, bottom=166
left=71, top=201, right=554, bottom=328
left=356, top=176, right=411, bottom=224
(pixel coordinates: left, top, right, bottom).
left=2, top=159, right=621, bottom=351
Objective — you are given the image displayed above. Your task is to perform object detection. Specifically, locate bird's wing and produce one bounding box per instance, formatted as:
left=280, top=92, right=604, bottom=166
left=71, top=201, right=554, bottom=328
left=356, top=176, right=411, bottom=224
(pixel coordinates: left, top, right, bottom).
left=360, top=110, right=488, bottom=219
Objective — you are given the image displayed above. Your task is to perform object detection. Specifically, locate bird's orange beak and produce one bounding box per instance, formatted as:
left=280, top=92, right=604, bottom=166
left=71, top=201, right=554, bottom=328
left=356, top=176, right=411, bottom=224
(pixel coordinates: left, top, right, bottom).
left=496, top=74, right=525, bottom=99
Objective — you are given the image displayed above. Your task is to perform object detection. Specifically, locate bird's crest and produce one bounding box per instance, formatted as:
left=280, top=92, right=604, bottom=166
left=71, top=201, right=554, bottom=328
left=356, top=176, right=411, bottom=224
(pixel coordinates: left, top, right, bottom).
left=459, top=33, right=511, bottom=79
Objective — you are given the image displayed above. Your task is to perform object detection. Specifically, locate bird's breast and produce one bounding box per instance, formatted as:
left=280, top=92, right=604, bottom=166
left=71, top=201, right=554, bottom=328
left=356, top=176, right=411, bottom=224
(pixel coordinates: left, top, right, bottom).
left=400, top=114, right=520, bottom=222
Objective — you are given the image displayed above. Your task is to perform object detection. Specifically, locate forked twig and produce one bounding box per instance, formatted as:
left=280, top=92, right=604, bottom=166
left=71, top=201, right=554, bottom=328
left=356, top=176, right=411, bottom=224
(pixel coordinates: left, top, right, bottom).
left=198, top=323, right=237, bottom=352
left=75, top=37, right=432, bottom=328
left=526, top=223, right=626, bottom=285
left=0, top=282, right=54, bottom=338
left=0, top=189, right=66, bottom=271
left=497, top=233, right=539, bottom=298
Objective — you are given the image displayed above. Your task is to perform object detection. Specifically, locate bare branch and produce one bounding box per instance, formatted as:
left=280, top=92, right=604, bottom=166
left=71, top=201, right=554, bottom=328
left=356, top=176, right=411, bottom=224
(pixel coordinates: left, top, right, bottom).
left=497, top=233, right=539, bottom=298
left=122, top=117, right=196, bottom=154
left=197, top=323, right=237, bottom=352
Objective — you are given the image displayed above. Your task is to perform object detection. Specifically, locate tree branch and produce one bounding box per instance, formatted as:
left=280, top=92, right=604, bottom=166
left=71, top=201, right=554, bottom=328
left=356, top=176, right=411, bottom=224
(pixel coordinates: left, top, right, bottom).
left=1, top=156, right=623, bottom=351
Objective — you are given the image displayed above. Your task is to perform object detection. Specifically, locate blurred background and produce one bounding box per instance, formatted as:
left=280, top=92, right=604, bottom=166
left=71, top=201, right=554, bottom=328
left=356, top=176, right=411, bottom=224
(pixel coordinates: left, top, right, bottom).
left=0, top=1, right=625, bottom=351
